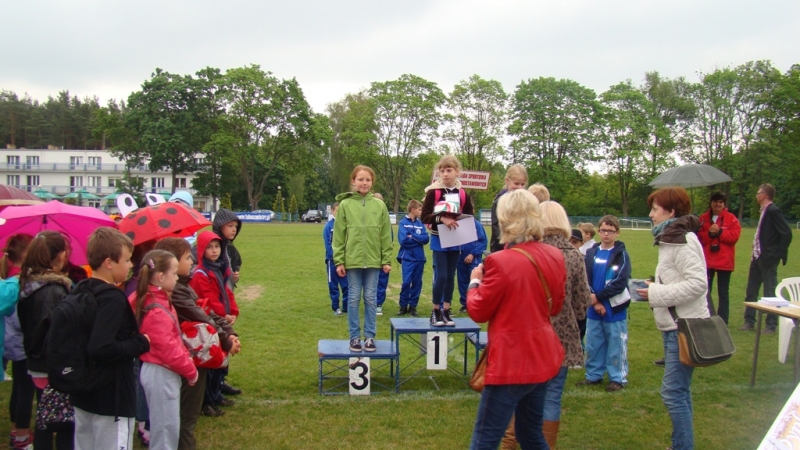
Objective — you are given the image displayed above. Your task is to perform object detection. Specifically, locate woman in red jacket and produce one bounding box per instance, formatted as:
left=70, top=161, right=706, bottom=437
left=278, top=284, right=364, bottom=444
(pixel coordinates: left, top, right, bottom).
left=697, top=192, right=741, bottom=324
left=467, top=189, right=566, bottom=450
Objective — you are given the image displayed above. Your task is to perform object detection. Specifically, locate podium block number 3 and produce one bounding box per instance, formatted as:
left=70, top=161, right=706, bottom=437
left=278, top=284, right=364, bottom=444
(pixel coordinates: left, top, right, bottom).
left=349, top=357, right=370, bottom=395
left=427, top=331, right=448, bottom=370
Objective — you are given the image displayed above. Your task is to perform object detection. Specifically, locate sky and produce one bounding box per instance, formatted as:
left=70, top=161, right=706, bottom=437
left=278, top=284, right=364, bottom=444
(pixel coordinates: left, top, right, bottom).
left=2, top=0, right=799, bottom=113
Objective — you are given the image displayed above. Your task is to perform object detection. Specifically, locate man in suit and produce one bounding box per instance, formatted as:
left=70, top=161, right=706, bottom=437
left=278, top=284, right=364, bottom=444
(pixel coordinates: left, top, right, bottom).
left=741, top=184, right=793, bottom=333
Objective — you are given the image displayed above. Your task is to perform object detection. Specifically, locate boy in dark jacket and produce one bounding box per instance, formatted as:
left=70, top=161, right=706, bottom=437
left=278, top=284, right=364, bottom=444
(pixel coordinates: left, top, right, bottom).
left=71, top=227, right=150, bottom=450
left=212, top=209, right=242, bottom=290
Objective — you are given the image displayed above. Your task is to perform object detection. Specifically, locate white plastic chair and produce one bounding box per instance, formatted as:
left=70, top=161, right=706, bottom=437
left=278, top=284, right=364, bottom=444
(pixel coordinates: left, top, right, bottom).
left=777, top=277, right=800, bottom=363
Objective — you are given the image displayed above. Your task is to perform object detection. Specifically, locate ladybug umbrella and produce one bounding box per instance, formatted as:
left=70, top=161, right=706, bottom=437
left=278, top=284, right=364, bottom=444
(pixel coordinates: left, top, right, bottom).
left=0, top=201, right=115, bottom=265
left=117, top=202, right=212, bottom=245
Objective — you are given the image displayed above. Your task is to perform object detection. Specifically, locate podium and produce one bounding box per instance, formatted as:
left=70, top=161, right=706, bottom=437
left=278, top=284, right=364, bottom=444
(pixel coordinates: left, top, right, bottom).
left=317, top=339, right=398, bottom=395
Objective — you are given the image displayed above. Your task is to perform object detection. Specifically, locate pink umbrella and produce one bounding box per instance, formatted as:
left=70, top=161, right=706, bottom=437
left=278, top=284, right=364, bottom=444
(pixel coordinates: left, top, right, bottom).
left=0, top=202, right=116, bottom=265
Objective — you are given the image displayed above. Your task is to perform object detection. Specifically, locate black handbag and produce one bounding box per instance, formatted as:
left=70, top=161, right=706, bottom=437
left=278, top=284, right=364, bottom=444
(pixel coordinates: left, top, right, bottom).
left=669, top=307, right=735, bottom=367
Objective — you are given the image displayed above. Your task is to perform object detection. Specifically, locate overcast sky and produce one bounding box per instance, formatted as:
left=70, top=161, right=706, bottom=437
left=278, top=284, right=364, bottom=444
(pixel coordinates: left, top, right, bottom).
left=3, top=0, right=799, bottom=113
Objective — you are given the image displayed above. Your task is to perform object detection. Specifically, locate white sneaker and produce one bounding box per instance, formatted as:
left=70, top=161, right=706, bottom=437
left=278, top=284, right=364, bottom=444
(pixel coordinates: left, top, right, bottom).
left=376, top=306, right=383, bottom=316
left=334, top=308, right=342, bottom=316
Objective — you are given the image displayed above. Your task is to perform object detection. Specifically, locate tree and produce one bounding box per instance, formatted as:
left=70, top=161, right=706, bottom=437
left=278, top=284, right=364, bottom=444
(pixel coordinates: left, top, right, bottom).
left=369, top=74, right=446, bottom=212
left=288, top=194, right=299, bottom=220
left=124, top=68, right=220, bottom=194
left=508, top=77, right=604, bottom=198
left=213, top=65, right=318, bottom=210
left=640, top=72, right=695, bottom=177
left=443, top=75, right=508, bottom=172
left=326, top=92, right=379, bottom=195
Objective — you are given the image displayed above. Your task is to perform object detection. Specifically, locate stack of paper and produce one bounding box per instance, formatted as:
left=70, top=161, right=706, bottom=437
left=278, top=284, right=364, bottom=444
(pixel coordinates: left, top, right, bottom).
left=759, top=297, right=791, bottom=307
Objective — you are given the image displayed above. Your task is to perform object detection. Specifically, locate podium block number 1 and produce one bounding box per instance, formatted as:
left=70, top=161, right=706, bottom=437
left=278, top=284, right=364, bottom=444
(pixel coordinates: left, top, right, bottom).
left=349, top=357, right=370, bottom=395
left=427, top=331, right=448, bottom=370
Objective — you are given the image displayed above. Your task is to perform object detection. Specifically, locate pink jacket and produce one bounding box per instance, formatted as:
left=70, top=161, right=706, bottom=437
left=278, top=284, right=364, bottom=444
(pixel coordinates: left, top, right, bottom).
left=129, top=286, right=198, bottom=384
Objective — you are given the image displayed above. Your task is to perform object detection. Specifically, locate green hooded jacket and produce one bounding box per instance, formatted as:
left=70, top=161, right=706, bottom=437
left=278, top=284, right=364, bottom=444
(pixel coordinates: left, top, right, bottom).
left=332, top=191, right=393, bottom=269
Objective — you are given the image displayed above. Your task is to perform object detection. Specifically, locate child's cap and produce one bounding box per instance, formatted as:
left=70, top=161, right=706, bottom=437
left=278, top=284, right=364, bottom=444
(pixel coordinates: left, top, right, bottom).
left=569, top=229, right=582, bottom=243
left=169, top=191, right=194, bottom=207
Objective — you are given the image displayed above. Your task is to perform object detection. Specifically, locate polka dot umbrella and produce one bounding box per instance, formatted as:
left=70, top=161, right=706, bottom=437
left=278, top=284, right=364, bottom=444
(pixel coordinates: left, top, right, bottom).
left=117, top=202, right=212, bottom=245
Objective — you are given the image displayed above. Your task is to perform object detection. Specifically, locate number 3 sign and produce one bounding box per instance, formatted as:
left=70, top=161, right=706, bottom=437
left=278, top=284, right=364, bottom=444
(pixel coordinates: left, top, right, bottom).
left=427, top=331, right=448, bottom=370
left=349, top=357, right=370, bottom=395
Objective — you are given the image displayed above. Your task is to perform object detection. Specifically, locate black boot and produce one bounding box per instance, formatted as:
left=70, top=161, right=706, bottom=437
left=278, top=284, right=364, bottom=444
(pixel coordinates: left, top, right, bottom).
left=397, top=305, right=408, bottom=316
left=409, top=306, right=419, bottom=317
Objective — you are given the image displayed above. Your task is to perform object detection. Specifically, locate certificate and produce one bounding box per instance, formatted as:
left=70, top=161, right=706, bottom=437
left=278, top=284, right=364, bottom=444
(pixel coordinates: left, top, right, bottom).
left=437, top=215, right=478, bottom=248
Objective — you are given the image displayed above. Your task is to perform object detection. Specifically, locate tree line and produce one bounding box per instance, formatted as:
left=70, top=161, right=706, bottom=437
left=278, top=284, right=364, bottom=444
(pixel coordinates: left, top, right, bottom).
left=1, top=60, right=798, bottom=220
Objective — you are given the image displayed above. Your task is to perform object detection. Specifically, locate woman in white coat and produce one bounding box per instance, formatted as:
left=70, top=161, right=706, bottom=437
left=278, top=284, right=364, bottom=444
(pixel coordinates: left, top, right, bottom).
left=637, top=187, right=709, bottom=450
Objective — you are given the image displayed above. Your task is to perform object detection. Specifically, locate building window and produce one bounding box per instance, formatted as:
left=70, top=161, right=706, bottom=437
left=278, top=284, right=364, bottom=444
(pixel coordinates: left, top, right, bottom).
left=151, top=177, right=165, bottom=188
left=70, top=156, right=83, bottom=168
left=108, top=177, right=122, bottom=188
left=88, top=156, right=102, bottom=165
left=6, top=175, right=19, bottom=186
left=176, top=178, right=187, bottom=188
left=193, top=157, right=205, bottom=166
left=70, top=176, right=83, bottom=192
left=26, top=175, right=39, bottom=190
left=88, top=177, right=102, bottom=191
left=7, top=156, right=19, bottom=167
left=26, top=156, right=39, bottom=167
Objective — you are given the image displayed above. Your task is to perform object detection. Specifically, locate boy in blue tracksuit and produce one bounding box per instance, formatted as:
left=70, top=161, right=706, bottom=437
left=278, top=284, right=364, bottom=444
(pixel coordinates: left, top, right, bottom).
left=457, top=217, right=487, bottom=313
left=324, top=203, right=348, bottom=315
left=396, top=200, right=429, bottom=316
left=579, top=215, right=632, bottom=392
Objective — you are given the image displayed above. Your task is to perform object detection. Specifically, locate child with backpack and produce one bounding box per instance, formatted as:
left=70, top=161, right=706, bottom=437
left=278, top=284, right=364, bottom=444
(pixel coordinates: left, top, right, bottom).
left=333, top=165, right=393, bottom=352
left=396, top=199, right=428, bottom=317
left=64, top=227, right=150, bottom=450
left=456, top=217, right=487, bottom=313
left=15, top=231, right=74, bottom=450
left=1, top=234, right=35, bottom=450
left=421, top=155, right=474, bottom=327
left=190, top=231, right=239, bottom=412
left=130, top=249, right=198, bottom=450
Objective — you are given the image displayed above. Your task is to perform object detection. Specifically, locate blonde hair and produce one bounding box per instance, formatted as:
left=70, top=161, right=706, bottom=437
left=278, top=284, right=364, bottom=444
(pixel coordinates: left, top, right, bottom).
left=436, top=155, right=461, bottom=171
left=577, top=222, right=596, bottom=239
left=505, top=164, right=528, bottom=187
left=527, top=183, right=550, bottom=203
left=540, top=201, right=571, bottom=239
left=497, top=189, right=543, bottom=244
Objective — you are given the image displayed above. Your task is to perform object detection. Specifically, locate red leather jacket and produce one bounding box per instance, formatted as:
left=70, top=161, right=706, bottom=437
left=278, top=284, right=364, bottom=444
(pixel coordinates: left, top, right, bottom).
left=697, top=208, right=741, bottom=272
left=129, top=286, right=198, bottom=384
left=467, top=241, right=566, bottom=385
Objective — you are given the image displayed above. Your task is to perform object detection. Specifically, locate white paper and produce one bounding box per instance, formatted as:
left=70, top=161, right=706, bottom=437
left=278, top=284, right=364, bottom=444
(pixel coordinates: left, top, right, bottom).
left=437, top=215, right=478, bottom=248
left=759, top=380, right=800, bottom=449
left=760, top=297, right=791, bottom=307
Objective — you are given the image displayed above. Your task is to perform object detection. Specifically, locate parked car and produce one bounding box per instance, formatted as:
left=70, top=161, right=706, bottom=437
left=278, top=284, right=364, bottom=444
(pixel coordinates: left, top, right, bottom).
left=301, top=209, right=323, bottom=223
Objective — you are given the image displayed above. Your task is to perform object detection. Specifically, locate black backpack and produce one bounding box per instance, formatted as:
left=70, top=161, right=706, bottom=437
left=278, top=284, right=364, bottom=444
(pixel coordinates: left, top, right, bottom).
left=46, top=280, right=117, bottom=395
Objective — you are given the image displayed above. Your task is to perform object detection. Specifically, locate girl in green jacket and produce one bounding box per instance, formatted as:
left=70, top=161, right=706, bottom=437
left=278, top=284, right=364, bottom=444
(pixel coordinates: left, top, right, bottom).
left=333, top=165, right=393, bottom=353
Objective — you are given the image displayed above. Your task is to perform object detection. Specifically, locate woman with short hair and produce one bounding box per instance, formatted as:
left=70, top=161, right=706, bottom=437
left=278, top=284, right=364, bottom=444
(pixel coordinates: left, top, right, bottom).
left=467, top=189, right=566, bottom=450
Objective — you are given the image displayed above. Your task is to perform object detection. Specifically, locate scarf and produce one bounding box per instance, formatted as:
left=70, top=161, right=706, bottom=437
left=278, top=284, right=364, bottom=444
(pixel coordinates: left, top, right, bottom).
left=202, top=257, right=232, bottom=315
left=653, top=215, right=701, bottom=245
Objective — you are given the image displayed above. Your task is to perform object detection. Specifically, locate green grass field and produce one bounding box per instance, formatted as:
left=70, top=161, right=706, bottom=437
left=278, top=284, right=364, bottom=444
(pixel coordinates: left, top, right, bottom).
left=2, top=223, right=799, bottom=449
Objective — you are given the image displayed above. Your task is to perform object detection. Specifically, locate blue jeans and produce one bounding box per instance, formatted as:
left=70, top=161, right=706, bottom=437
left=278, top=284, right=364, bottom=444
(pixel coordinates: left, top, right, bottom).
left=432, top=250, right=460, bottom=307
left=543, top=367, right=568, bottom=421
left=470, top=383, right=549, bottom=450
left=584, top=318, right=628, bottom=384
left=347, top=268, right=379, bottom=340
left=662, top=330, right=695, bottom=450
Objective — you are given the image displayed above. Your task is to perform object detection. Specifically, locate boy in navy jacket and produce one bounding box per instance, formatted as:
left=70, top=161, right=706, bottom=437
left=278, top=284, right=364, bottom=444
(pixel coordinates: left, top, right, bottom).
left=323, top=203, right=348, bottom=315
left=457, top=217, right=488, bottom=312
left=396, top=200, right=429, bottom=316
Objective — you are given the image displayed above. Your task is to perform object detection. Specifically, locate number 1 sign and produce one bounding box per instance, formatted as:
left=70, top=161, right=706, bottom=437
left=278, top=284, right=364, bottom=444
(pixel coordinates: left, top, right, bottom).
left=427, top=331, right=448, bottom=370
left=349, top=357, right=370, bottom=395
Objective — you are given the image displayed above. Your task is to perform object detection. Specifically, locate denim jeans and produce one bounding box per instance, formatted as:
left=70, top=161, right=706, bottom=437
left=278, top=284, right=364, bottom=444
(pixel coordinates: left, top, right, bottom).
left=347, top=268, right=379, bottom=339
left=432, top=250, right=460, bottom=307
left=470, top=383, right=550, bottom=450
left=662, top=330, right=695, bottom=450
left=584, top=318, right=628, bottom=384
left=543, top=367, right=568, bottom=421
left=744, top=258, right=779, bottom=328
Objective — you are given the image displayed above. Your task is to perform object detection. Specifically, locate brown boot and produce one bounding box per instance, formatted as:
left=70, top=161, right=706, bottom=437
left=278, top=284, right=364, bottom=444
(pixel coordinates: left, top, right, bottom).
left=543, top=420, right=560, bottom=449
left=500, top=415, right=518, bottom=450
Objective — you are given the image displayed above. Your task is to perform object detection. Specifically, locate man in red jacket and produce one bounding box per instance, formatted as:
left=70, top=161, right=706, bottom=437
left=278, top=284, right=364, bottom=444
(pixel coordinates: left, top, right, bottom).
left=697, top=192, right=741, bottom=325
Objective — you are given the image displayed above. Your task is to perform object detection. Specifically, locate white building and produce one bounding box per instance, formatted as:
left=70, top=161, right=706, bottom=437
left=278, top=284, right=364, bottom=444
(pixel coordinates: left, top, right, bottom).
left=0, top=148, right=212, bottom=211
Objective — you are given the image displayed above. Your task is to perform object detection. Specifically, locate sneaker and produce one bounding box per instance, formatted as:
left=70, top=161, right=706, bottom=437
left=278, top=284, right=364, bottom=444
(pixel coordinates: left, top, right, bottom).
left=442, top=308, right=455, bottom=326
left=364, top=338, right=376, bottom=352
left=409, top=307, right=419, bottom=317
left=349, top=338, right=362, bottom=352
left=397, top=306, right=408, bottom=316
left=221, top=382, right=242, bottom=395
left=653, top=358, right=665, bottom=367
left=430, top=309, right=444, bottom=327
left=201, top=404, right=225, bottom=417
left=739, top=323, right=754, bottom=331
left=459, top=305, right=467, bottom=313
left=576, top=379, right=602, bottom=386
left=376, top=306, right=383, bottom=316
left=218, top=397, right=235, bottom=407
left=606, top=381, right=624, bottom=392
left=334, top=308, right=342, bottom=316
